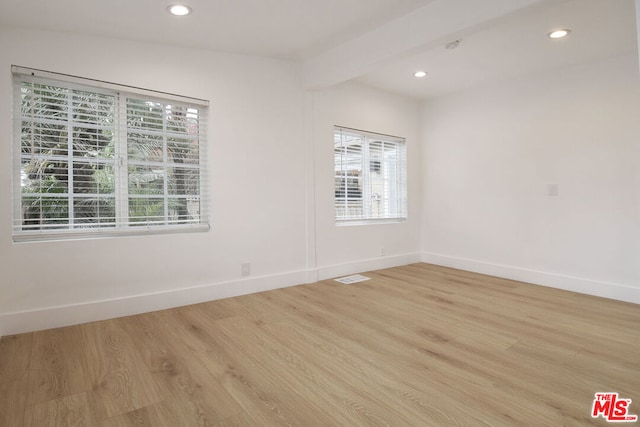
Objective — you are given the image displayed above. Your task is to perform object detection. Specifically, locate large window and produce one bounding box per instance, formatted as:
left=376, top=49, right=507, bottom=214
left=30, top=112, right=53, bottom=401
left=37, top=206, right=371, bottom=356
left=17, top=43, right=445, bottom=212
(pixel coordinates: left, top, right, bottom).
left=12, top=67, right=208, bottom=242
left=334, top=126, right=407, bottom=224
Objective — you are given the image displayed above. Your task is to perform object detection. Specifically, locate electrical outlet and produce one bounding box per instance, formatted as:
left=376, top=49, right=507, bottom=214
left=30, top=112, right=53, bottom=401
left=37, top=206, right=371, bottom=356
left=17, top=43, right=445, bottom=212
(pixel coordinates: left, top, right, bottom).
left=241, top=262, right=251, bottom=277
left=380, top=247, right=385, bottom=256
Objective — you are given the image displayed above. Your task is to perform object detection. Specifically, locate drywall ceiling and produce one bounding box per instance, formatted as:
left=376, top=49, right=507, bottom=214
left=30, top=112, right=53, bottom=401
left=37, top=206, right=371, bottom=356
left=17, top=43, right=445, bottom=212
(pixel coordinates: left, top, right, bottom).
left=355, top=0, right=639, bottom=99
left=0, top=0, right=434, bottom=59
left=0, top=0, right=637, bottom=100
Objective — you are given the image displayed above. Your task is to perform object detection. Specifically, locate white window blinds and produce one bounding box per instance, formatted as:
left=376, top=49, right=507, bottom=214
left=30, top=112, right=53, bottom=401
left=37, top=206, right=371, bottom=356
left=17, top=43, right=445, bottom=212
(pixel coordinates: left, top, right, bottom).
left=334, top=126, right=407, bottom=223
left=13, top=66, right=209, bottom=241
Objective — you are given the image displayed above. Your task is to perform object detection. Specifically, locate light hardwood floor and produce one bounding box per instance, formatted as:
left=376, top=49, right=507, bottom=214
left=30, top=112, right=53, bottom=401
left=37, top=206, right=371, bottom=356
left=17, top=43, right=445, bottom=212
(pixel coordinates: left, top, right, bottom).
left=1, top=263, right=639, bottom=426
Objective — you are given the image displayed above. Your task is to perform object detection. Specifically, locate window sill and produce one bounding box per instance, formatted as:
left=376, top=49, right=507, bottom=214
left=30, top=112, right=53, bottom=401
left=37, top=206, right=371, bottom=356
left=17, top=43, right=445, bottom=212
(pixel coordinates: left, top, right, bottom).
left=13, top=223, right=210, bottom=243
left=336, top=218, right=407, bottom=227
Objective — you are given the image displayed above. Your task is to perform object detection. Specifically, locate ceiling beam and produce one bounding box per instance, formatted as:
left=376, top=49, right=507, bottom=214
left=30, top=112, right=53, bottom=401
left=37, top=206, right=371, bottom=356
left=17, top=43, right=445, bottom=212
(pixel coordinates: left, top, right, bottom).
left=302, top=0, right=550, bottom=90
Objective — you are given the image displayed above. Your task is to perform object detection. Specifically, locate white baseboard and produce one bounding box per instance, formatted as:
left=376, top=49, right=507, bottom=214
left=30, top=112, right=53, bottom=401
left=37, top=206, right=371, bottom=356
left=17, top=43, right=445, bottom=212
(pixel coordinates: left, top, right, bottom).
left=0, top=253, right=422, bottom=337
left=8, top=249, right=627, bottom=338
left=0, top=269, right=309, bottom=337
left=422, top=251, right=640, bottom=305
left=317, top=252, right=422, bottom=281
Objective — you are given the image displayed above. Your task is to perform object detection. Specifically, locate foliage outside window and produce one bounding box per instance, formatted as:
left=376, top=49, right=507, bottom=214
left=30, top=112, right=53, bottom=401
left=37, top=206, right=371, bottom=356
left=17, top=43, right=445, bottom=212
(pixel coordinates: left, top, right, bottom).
left=13, top=67, right=208, bottom=241
left=334, top=126, right=407, bottom=224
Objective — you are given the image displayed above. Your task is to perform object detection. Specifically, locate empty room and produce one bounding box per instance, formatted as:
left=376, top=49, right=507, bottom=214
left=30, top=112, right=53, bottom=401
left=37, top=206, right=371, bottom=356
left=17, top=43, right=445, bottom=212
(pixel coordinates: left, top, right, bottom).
left=1, top=0, right=639, bottom=425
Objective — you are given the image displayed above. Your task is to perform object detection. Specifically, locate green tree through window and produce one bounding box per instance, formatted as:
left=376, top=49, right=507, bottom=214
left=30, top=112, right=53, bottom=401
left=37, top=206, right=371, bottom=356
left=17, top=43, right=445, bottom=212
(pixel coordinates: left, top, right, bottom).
left=13, top=69, right=208, bottom=241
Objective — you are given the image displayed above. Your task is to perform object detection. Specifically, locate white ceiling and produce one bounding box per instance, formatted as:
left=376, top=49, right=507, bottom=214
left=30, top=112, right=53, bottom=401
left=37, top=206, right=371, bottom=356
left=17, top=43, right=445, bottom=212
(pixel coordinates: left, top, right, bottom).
left=355, top=0, right=639, bottom=99
left=0, top=0, right=637, bottom=100
left=0, top=0, right=434, bottom=59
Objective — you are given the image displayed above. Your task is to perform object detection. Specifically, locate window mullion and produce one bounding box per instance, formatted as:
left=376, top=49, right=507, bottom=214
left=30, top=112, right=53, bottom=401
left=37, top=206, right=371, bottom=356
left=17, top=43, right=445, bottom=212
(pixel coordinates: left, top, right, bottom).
left=13, top=81, right=24, bottom=232
left=115, top=93, right=129, bottom=227
left=163, top=107, right=169, bottom=225
left=385, top=141, right=394, bottom=218
left=362, top=137, right=371, bottom=219
left=400, top=143, right=407, bottom=218
left=377, top=140, right=384, bottom=218
left=341, top=131, right=348, bottom=218
left=393, top=142, right=400, bottom=217
left=67, top=90, right=75, bottom=227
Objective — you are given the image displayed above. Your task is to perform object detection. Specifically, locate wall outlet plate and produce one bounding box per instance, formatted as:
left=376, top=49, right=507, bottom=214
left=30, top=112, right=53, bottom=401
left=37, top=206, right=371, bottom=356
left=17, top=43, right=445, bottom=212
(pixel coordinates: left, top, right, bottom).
left=241, top=262, right=251, bottom=276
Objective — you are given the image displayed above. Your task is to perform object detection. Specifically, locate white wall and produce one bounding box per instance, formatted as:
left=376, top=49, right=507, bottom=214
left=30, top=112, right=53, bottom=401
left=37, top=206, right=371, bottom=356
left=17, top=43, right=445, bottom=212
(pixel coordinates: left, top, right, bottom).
left=0, top=27, right=425, bottom=336
left=2, top=26, right=638, bottom=336
left=0, top=26, right=309, bottom=334
left=310, top=82, right=422, bottom=279
left=421, top=53, right=640, bottom=302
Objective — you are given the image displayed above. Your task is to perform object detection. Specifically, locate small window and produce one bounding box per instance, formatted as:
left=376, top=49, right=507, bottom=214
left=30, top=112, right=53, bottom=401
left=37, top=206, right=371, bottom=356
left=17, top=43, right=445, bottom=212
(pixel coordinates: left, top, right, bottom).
left=334, top=126, right=407, bottom=224
left=12, top=66, right=209, bottom=241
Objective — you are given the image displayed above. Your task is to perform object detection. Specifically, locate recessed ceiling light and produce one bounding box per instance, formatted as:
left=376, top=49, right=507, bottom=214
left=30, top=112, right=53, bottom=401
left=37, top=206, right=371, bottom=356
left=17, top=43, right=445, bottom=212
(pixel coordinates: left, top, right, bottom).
left=168, top=4, right=192, bottom=16
left=548, top=29, right=571, bottom=39
left=414, top=71, right=427, bottom=78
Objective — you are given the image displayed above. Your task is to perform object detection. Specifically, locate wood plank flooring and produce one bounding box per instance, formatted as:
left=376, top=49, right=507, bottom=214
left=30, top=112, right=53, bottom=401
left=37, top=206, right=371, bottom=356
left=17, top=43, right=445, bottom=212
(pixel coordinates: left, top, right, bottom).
left=1, top=263, right=639, bottom=426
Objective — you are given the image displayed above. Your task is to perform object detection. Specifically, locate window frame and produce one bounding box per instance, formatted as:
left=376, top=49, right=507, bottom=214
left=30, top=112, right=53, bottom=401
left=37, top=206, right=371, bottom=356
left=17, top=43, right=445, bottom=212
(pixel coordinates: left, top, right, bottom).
left=12, top=66, right=209, bottom=242
left=334, top=126, right=407, bottom=225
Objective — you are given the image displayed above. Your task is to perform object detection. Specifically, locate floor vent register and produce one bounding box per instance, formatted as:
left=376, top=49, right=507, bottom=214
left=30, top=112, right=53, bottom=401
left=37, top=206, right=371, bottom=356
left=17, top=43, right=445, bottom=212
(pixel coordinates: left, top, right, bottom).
left=334, top=274, right=371, bottom=285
